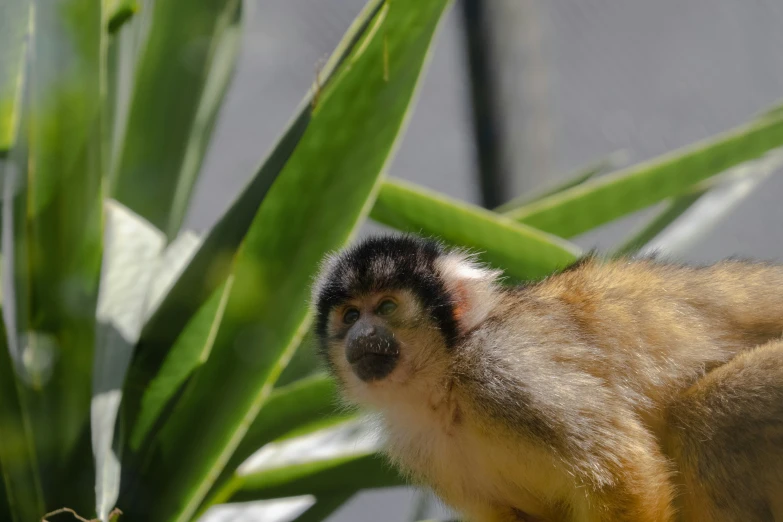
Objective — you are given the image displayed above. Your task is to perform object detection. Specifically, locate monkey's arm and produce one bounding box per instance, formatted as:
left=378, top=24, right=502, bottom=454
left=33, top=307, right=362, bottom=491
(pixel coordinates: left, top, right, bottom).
left=664, top=339, right=783, bottom=522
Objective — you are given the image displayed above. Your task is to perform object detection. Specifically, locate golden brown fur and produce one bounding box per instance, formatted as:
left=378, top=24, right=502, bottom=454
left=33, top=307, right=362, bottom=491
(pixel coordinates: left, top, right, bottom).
left=312, top=236, right=783, bottom=522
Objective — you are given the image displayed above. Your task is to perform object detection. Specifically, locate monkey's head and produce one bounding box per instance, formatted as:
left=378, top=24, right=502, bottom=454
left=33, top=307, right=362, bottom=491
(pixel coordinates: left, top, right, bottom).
left=311, top=234, right=502, bottom=408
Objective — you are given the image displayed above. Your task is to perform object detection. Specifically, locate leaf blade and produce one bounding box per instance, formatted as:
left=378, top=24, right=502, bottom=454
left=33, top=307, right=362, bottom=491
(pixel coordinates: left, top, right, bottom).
left=123, top=2, right=453, bottom=521
left=110, top=0, right=242, bottom=239
left=636, top=150, right=783, bottom=258
left=196, top=374, right=353, bottom=514
left=0, top=0, right=30, bottom=152
left=120, top=0, right=393, bottom=458
left=505, top=107, right=783, bottom=238
left=4, top=0, right=105, bottom=511
left=0, top=309, right=46, bottom=522
left=610, top=190, right=707, bottom=258
left=494, top=150, right=628, bottom=213
left=370, top=179, right=581, bottom=281
left=232, top=453, right=401, bottom=502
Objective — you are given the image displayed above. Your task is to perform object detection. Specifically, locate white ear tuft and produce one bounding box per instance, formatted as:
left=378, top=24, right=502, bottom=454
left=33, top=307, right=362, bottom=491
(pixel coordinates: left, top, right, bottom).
left=435, top=252, right=503, bottom=333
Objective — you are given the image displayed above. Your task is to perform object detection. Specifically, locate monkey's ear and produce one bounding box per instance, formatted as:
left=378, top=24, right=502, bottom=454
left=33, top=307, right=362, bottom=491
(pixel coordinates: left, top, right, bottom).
left=435, top=252, right=502, bottom=333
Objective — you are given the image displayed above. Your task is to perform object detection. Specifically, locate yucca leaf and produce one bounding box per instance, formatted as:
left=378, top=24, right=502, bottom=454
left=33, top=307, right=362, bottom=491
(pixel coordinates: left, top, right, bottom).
left=0, top=0, right=30, bottom=153
left=272, top=329, right=323, bottom=388
left=127, top=278, right=231, bottom=451
left=197, top=374, right=352, bottom=513
left=105, top=0, right=154, bottom=184
left=504, top=104, right=783, bottom=238
left=110, top=0, right=242, bottom=240
left=105, top=0, right=138, bottom=34
left=613, top=149, right=783, bottom=258
left=3, top=0, right=105, bottom=511
left=494, top=150, right=628, bottom=213
left=120, top=0, right=391, bottom=458
left=225, top=418, right=398, bottom=504
left=118, top=0, right=399, bottom=507
left=0, top=308, right=45, bottom=522
left=0, top=475, right=10, bottom=521
left=611, top=190, right=707, bottom=258
left=121, top=0, right=402, bottom=451
left=636, top=150, right=783, bottom=258
left=232, top=453, right=401, bottom=502
left=123, top=2, right=452, bottom=521
left=370, top=179, right=581, bottom=281
left=120, top=105, right=307, bottom=450
left=230, top=374, right=348, bottom=467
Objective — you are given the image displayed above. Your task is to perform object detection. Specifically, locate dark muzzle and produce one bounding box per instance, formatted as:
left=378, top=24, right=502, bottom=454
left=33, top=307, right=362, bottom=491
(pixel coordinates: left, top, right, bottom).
left=345, top=322, right=400, bottom=382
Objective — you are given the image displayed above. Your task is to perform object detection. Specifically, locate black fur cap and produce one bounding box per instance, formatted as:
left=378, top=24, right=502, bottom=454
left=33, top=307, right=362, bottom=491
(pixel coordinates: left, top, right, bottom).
left=313, top=234, right=460, bottom=350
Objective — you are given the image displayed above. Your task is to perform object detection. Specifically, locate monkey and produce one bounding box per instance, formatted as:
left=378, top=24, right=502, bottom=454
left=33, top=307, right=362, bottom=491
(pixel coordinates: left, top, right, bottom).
left=310, top=233, right=783, bottom=522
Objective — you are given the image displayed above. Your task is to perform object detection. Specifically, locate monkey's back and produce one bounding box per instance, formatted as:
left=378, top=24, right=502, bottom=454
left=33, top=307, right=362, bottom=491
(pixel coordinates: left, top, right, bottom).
left=483, top=257, right=783, bottom=415
left=448, top=256, right=783, bottom=521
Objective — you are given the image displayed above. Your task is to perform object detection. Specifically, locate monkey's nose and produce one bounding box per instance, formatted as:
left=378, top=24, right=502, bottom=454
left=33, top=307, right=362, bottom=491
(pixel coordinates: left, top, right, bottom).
left=345, top=322, right=400, bottom=382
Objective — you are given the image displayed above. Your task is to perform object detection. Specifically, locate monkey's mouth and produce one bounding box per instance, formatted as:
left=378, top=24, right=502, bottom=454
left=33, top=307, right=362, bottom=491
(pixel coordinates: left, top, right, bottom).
left=346, top=337, right=400, bottom=382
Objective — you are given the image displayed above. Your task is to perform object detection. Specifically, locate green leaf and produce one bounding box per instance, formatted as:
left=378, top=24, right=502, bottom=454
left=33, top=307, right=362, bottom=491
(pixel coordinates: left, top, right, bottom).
left=230, top=374, right=348, bottom=468
left=494, top=150, right=628, bottom=213
left=128, top=278, right=233, bottom=450
left=105, top=0, right=155, bottom=185
left=0, top=0, right=30, bottom=152
left=232, top=452, right=402, bottom=502
left=120, top=0, right=395, bottom=458
left=126, top=2, right=453, bottom=520
left=110, top=0, right=242, bottom=240
left=370, top=179, right=581, bottom=282
left=611, top=190, right=706, bottom=258
left=120, top=106, right=309, bottom=450
left=105, top=0, right=138, bottom=34
left=272, top=328, right=323, bottom=388
left=196, top=374, right=353, bottom=513
left=4, top=0, right=105, bottom=510
left=0, top=309, right=46, bottom=522
left=504, top=104, right=783, bottom=238
left=0, top=473, right=10, bottom=522
left=631, top=150, right=783, bottom=258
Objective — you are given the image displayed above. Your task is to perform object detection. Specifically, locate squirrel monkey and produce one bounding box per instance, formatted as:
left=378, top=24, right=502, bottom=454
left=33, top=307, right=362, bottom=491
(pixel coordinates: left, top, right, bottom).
left=311, top=234, right=783, bottom=522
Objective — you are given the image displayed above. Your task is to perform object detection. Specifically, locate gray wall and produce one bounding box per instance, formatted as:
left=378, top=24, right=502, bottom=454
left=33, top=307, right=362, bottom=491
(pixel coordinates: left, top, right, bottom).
left=188, top=1, right=783, bottom=520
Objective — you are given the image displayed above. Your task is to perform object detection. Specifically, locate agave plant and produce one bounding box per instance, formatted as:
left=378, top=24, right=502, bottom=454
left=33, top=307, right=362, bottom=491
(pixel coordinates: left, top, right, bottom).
left=1, top=0, right=783, bottom=521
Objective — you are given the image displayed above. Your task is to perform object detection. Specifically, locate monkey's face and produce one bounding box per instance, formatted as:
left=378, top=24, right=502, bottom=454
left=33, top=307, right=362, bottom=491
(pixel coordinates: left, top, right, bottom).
left=332, top=292, right=403, bottom=383
left=312, top=235, right=501, bottom=409
left=319, top=288, right=449, bottom=405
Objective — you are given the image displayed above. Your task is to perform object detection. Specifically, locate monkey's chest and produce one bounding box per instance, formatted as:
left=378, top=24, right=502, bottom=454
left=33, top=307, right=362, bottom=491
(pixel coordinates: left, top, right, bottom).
left=388, top=420, right=569, bottom=521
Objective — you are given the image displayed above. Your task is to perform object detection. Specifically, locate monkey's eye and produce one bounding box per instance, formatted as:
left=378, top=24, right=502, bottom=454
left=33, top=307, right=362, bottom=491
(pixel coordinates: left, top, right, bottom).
left=376, top=298, right=398, bottom=316
left=343, top=307, right=360, bottom=325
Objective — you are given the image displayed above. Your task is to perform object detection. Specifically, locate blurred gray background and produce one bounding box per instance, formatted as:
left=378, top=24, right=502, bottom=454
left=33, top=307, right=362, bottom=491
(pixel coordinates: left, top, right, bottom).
left=187, top=0, right=783, bottom=520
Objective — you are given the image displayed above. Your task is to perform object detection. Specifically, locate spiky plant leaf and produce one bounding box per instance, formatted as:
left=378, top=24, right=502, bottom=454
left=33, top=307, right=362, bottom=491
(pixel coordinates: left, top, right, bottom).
left=121, top=2, right=452, bottom=521
left=370, top=179, right=581, bottom=281
left=3, top=0, right=105, bottom=512
left=110, top=0, right=242, bottom=240
left=0, top=0, right=29, bottom=153
left=505, top=105, right=783, bottom=238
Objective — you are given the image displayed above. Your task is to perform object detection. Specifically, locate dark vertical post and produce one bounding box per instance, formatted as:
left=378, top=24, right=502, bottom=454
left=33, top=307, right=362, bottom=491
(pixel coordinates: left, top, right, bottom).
left=459, top=0, right=506, bottom=209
